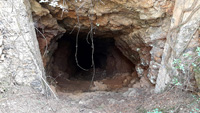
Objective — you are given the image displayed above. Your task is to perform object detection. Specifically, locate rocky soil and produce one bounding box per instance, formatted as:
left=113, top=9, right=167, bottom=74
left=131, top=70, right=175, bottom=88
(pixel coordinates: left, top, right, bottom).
left=0, top=86, right=199, bottom=113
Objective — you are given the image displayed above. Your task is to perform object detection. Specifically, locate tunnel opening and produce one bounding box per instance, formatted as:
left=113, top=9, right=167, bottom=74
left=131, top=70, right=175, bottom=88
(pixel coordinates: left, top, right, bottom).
left=46, top=32, right=139, bottom=93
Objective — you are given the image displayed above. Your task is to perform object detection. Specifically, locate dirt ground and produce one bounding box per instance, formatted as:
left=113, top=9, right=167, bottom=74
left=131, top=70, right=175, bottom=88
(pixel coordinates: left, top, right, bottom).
left=0, top=86, right=199, bottom=113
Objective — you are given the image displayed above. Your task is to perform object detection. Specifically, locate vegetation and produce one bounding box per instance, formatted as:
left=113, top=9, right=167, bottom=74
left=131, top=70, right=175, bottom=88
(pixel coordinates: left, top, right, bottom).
left=172, top=46, right=200, bottom=92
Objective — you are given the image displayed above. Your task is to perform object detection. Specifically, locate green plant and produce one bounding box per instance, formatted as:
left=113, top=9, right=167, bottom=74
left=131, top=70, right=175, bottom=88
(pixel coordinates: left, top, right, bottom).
left=192, top=95, right=200, bottom=102
left=172, top=58, right=185, bottom=72
left=147, top=108, right=162, bottom=113
left=171, top=46, right=200, bottom=89
left=190, top=107, right=200, bottom=113
left=171, top=77, right=182, bottom=86
left=196, top=47, right=200, bottom=56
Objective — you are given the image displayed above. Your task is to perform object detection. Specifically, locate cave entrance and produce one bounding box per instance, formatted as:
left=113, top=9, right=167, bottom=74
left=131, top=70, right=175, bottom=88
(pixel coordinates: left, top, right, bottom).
left=48, top=33, right=138, bottom=93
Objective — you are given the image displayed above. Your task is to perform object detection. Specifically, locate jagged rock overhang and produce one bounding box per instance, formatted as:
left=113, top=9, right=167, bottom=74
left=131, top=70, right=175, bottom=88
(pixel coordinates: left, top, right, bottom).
left=31, top=0, right=174, bottom=91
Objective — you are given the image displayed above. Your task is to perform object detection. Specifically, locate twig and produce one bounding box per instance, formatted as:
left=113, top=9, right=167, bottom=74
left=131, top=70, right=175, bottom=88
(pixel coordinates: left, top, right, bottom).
left=99, top=0, right=105, bottom=5
left=86, top=26, right=96, bottom=44
left=77, top=1, right=86, bottom=11
left=35, top=27, right=48, bottom=57
left=89, top=0, right=96, bottom=89
left=183, top=0, right=198, bottom=12
left=176, top=24, right=199, bottom=57
left=74, top=24, right=89, bottom=71
left=164, top=1, right=200, bottom=71
left=73, top=6, right=89, bottom=71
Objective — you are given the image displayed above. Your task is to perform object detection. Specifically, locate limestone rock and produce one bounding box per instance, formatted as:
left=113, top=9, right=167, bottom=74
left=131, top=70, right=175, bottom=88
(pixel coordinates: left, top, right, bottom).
left=30, top=0, right=49, bottom=16
left=90, top=81, right=108, bottom=91
left=0, top=0, right=47, bottom=93
left=123, top=88, right=139, bottom=97
left=0, top=35, right=3, bottom=46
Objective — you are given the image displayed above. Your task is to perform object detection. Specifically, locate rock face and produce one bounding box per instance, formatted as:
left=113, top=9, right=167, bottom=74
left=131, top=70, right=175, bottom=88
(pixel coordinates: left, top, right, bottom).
left=0, top=0, right=46, bottom=93
left=155, top=0, right=200, bottom=92
left=30, top=0, right=174, bottom=88
left=30, top=0, right=66, bottom=68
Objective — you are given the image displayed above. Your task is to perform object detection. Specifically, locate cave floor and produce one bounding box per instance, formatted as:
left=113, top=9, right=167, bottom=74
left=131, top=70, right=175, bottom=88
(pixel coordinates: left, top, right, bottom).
left=55, top=72, right=136, bottom=93
left=0, top=86, right=199, bottom=113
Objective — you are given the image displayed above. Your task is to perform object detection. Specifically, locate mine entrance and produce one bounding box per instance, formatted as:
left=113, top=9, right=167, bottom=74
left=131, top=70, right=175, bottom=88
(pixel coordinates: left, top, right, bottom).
left=49, top=33, right=137, bottom=92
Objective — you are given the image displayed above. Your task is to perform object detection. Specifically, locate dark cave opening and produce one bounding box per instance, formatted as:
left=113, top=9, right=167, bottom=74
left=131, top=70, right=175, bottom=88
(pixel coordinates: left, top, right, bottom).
left=49, top=32, right=138, bottom=92
left=70, top=34, right=111, bottom=72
